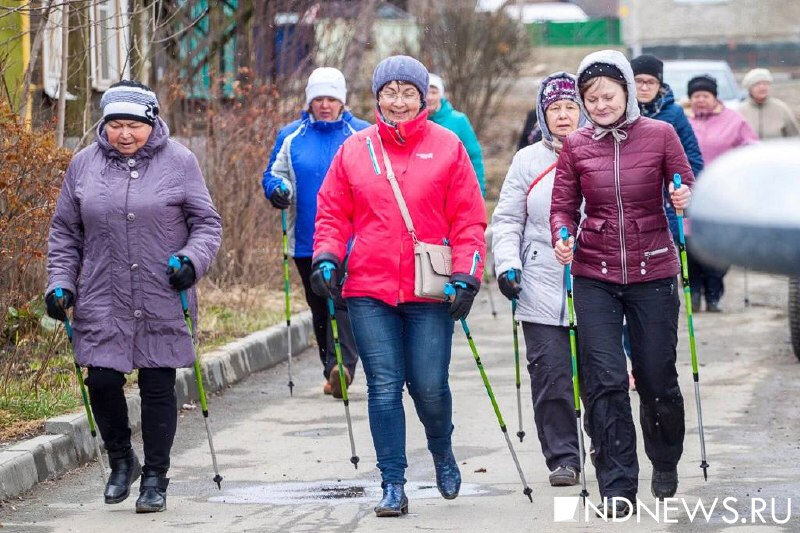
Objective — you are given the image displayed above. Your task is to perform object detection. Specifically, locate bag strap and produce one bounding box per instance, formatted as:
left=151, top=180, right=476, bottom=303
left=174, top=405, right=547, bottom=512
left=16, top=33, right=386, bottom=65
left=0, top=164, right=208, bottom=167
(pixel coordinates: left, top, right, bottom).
left=376, top=134, right=419, bottom=244
left=527, top=162, right=557, bottom=196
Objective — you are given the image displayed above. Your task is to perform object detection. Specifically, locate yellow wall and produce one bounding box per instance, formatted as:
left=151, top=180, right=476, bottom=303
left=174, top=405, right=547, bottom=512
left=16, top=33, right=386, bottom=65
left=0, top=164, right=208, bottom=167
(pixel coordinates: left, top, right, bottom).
left=0, top=0, right=30, bottom=113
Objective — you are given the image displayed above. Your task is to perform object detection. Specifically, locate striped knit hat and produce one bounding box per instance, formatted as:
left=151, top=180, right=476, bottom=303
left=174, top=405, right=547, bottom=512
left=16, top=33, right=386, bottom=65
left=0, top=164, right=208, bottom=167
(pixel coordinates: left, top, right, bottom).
left=100, top=80, right=159, bottom=126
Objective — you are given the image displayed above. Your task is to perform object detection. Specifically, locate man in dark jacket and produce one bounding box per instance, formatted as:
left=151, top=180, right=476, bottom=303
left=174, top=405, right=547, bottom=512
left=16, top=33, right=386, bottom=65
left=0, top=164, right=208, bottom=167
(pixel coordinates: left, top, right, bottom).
left=631, top=55, right=704, bottom=244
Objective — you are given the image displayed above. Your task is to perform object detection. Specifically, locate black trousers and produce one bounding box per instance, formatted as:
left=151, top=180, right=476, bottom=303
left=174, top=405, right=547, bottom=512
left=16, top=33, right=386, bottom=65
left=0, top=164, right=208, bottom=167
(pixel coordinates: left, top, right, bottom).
left=294, top=257, right=359, bottom=380
left=85, top=367, right=177, bottom=475
left=686, top=237, right=728, bottom=304
left=521, top=322, right=580, bottom=472
left=573, top=276, right=685, bottom=499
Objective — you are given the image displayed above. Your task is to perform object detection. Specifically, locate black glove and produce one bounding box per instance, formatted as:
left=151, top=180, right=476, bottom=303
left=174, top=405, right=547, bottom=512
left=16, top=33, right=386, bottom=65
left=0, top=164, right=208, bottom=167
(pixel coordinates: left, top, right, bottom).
left=310, top=253, right=340, bottom=299
left=448, top=273, right=480, bottom=320
left=167, top=256, right=196, bottom=291
left=269, top=185, right=292, bottom=209
left=45, top=288, right=74, bottom=322
left=497, top=269, right=522, bottom=301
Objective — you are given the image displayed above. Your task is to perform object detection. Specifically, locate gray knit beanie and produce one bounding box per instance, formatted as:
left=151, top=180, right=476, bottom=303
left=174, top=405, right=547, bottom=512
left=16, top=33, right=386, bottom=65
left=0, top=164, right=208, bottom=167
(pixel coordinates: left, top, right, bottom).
left=371, top=55, right=429, bottom=102
left=100, top=80, right=159, bottom=126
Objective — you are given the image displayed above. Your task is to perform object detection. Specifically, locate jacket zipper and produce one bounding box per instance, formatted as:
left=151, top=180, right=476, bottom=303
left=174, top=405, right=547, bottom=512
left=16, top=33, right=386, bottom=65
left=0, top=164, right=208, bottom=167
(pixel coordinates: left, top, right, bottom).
left=644, top=247, right=669, bottom=258
left=613, top=139, right=628, bottom=284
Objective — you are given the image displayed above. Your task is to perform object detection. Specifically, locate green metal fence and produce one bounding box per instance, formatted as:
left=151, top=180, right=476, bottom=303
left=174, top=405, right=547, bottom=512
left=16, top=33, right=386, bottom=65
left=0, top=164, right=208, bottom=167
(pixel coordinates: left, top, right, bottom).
left=527, top=18, right=622, bottom=47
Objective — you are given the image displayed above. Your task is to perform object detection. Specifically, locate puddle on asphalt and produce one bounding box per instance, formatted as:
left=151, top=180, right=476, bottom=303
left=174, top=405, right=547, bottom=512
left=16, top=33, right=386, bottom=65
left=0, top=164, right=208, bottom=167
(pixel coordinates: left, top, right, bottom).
left=208, top=481, right=488, bottom=505
left=284, top=427, right=344, bottom=438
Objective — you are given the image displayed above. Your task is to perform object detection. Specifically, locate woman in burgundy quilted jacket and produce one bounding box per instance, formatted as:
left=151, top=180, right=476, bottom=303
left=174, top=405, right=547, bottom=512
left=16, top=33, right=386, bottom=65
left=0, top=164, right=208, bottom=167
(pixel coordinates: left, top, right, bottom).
left=549, top=50, right=694, bottom=516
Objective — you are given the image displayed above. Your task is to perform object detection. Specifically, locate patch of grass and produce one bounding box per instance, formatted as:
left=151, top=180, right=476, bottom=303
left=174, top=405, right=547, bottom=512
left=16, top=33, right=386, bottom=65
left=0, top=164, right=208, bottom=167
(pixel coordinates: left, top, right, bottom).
left=198, top=306, right=284, bottom=354
left=0, top=385, right=81, bottom=424
left=0, top=282, right=307, bottom=441
left=0, top=383, right=81, bottom=443
left=196, top=283, right=306, bottom=355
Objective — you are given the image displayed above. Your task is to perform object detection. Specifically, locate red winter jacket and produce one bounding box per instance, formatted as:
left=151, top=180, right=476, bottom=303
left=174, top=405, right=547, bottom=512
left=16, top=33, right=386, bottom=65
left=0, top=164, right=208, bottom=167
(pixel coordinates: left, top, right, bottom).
left=550, top=117, right=694, bottom=285
left=314, top=109, right=486, bottom=306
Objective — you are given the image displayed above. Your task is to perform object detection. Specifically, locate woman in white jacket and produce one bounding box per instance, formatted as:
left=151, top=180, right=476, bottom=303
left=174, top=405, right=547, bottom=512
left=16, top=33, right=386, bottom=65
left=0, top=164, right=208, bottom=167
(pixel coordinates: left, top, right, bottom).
left=492, top=72, right=585, bottom=486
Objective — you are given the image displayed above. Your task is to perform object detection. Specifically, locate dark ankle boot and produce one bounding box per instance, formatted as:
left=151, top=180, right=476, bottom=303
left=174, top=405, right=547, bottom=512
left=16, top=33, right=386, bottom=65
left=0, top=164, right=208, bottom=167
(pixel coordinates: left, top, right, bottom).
left=652, top=468, right=679, bottom=499
left=595, top=496, right=635, bottom=518
left=432, top=449, right=461, bottom=499
left=104, top=448, right=141, bottom=504
left=374, top=483, right=408, bottom=517
left=135, top=472, right=169, bottom=513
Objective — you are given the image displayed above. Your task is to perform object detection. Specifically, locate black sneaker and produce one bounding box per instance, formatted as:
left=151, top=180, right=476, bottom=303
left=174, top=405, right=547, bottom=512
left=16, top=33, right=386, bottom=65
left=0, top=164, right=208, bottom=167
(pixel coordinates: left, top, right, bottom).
left=652, top=468, right=678, bottom=499
left=549, top=465, right=578, bottom=487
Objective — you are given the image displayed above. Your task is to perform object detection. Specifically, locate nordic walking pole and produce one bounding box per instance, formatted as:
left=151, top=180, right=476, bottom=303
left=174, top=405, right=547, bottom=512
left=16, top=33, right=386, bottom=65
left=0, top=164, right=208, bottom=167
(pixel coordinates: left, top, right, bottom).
left=55, top=286, right=106, bottom=485
left=482, top=268, right=498, bottom=318
left=444, top=282, right=533, bottom=502
left=508, top=270, right=524, bottom=443
left=168, top=256, right=224, bottom=489
left=559, top=227, right=589, bottom=503
left=320, top=262, right=359, bottom=470
left=672, top=175, right=710, bottom=481
left=279, top=183, right=294, bottom=396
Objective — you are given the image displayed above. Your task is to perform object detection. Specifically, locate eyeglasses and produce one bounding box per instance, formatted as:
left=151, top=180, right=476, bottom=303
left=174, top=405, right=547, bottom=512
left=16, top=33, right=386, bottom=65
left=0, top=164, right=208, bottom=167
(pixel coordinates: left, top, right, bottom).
left=379, top=90, right=420, bottom=104
left=635, top=79, right=659, bottom=88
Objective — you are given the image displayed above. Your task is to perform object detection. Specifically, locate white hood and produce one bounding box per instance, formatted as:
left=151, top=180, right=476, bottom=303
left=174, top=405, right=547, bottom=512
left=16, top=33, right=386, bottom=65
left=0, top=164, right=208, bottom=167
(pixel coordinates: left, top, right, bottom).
left=576, top=49, right=640, bottom=126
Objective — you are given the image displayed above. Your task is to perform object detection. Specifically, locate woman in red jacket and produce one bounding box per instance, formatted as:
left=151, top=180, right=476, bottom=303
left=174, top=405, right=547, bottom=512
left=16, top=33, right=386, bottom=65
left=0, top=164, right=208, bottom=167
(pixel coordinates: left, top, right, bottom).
left=550, top=50, right=693, bottom=516
left=311, top=56, right=486, bottom=517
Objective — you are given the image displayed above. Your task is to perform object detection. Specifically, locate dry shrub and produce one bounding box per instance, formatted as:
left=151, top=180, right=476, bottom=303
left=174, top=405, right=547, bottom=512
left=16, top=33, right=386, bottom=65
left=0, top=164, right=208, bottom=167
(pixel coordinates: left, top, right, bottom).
left=415, top=0, right=531, bottom=134
left=167, top=70, right=299, bottom=289
left=0, top=101, right=72, bottom=344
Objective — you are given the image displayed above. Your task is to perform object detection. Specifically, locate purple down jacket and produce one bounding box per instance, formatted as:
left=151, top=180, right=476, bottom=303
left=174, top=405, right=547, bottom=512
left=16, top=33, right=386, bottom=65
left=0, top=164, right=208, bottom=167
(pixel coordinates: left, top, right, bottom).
left=46, top=118, right=222, bottom=373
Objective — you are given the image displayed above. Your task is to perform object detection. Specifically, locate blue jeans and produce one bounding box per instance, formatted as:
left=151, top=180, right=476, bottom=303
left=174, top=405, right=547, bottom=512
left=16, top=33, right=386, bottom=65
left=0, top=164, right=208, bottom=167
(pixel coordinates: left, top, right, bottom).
left=346, top=297, right=455, bottom=486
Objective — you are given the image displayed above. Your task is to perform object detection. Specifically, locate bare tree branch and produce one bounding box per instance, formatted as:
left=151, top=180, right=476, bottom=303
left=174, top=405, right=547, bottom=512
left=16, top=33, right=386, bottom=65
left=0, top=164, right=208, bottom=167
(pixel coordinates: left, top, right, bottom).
left=17, top=0, right=55, bottom=119
left=340, top=0, right=379, bottom=81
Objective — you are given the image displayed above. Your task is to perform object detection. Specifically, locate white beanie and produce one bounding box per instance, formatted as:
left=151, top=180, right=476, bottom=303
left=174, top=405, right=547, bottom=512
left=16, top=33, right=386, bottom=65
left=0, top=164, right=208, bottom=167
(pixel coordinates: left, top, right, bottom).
left=742, top=68, right=773, bottom=91
left=306, top=67, right=346, bottom=107
left=429, top=73, right=445, bottom=97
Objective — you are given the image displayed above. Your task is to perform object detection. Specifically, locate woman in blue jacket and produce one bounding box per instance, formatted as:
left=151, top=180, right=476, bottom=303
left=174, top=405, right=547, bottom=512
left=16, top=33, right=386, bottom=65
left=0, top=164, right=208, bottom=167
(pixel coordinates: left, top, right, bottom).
left=262, top=67, right=370, bottom=397
left=631, top=55, right=704, bottom=243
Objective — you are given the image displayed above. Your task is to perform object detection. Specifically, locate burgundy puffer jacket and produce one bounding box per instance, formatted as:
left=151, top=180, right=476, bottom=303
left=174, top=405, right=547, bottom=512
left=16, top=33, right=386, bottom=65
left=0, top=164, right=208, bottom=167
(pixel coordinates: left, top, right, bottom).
left=550, top=117, right=694, bottom=285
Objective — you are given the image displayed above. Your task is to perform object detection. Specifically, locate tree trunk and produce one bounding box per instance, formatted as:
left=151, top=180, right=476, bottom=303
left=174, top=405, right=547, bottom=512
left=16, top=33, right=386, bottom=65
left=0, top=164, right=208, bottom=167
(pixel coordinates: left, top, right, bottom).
left=17, top=0, right=55, bottom=120
left=55, top=1, right=70, bottom=147
left=340, top=0, right=379, bottom=81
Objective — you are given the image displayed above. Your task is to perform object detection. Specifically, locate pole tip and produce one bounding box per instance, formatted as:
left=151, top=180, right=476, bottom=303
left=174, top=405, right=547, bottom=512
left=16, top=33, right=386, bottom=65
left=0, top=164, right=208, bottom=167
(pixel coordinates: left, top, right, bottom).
left=701, top=461, right=709, bottom=481
left=213, top=474, right=223, bottom=490
left=288, top=381, right=294, bottom=396
left=516, top=431, right=525, bottom=442
left=523, top=487, right=533, bottom=502
left=351, top=456, right=360, bottom=469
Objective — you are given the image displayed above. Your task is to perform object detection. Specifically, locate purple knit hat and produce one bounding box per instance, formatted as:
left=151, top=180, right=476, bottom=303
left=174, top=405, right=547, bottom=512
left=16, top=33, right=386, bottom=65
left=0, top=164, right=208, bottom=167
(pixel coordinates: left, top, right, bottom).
left=540, top=76, right=579, bottom=110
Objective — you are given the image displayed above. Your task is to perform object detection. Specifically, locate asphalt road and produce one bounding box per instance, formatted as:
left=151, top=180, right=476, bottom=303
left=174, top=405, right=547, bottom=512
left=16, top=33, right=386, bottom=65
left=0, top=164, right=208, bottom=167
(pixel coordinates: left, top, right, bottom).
left=2, top=268, right=798, bottom=532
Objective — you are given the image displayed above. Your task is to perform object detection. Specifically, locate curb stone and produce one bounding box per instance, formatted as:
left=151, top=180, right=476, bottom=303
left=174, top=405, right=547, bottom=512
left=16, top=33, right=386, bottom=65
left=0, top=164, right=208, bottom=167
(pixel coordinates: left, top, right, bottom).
left=0, top=311, right=312, bottom=502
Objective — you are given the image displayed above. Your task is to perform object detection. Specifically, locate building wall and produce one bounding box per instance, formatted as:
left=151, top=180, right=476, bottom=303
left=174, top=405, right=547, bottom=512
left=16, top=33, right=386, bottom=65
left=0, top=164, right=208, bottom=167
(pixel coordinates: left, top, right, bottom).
left=572, top=0, right=620, bottom=18
left=621, top=0, right=800, bottom=47
left=314, top=18, right=419, bottom=69
left=0, top=0, right=28, bottom=110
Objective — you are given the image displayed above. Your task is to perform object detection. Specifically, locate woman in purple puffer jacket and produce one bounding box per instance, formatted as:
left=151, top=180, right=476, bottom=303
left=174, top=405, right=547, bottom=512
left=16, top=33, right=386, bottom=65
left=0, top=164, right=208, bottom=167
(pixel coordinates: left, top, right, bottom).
left=45, top=81, right=222, bottom=513
left=549, top=51, right=694, bottom=516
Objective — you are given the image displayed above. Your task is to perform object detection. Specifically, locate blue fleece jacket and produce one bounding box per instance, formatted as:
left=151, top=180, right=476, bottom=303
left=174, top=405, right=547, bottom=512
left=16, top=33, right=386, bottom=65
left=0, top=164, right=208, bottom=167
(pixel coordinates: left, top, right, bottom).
left=639, top=83, right=704, bottom=240
left=262, top=110, right=370, bottom=257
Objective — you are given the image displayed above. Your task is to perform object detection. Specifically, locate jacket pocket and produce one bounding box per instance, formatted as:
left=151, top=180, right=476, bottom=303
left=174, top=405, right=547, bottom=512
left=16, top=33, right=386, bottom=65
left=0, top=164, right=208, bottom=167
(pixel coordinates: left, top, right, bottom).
left=521, top=243, right=532, bottom=267
left=576, top=216, right=607, bottom=264
left=635, top=214, right=674, bottom=275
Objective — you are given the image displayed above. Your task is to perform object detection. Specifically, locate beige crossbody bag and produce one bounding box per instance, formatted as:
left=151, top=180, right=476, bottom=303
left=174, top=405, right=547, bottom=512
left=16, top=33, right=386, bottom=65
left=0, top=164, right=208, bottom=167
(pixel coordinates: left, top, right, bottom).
left=373, top=135, right=452, bottom=301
